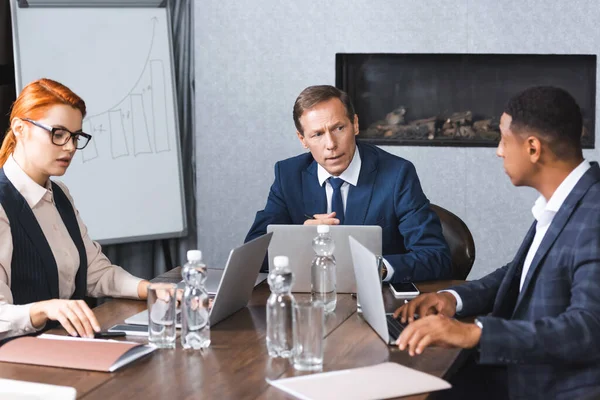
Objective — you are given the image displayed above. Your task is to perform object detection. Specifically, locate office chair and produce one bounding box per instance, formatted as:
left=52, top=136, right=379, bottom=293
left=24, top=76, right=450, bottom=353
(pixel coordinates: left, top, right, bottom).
left=430, top=204, right=476, bottom=280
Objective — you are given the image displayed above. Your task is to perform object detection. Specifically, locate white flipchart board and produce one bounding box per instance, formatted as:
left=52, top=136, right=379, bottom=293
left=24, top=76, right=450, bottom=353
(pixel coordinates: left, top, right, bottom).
left=10, top=1, right=186, bottom=244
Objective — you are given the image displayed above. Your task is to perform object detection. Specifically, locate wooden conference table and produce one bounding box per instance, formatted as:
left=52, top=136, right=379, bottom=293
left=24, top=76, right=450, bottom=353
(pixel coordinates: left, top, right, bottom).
left=0, top=269, right=468, bottom=399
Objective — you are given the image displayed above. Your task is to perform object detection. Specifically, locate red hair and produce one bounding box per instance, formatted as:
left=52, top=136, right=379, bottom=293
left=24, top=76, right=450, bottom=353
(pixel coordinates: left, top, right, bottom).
left=0, top=78, right=86, bottom=166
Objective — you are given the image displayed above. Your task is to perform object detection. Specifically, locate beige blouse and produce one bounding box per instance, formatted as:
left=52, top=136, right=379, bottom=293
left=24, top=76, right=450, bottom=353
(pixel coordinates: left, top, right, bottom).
left=0, top=155, right=142, bottom=339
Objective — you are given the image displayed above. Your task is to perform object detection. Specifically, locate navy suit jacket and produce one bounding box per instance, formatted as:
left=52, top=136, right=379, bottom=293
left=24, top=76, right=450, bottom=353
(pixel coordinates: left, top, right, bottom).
left=245, top=142, right=451, bottom=282
left=451, top=163, right=600, bottom=399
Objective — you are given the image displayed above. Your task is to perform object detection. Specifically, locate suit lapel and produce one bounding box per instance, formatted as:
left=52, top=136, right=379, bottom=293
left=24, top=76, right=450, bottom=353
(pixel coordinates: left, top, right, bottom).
left=512, top=163, right=600, bottom=315
left=345, top=144, right=378, bottom=225
left=302, top=161, right=327, bottom=217
left=18, top=201, right=59, bottom=299
left=492, top=222, right=535, bottom=316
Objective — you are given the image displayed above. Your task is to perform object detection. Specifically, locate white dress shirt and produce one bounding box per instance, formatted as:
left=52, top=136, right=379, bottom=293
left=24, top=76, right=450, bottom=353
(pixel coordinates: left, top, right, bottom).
left=0, top=155, right=142, bottom=339
left=317, top=146, right=362, bottom=214
left=316, top=147, right=396, bottom=281
left=446, top=160, right=591, bottom=313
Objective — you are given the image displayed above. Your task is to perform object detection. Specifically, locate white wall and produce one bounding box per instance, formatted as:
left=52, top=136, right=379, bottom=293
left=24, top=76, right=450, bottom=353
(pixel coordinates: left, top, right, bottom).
left=194, top=0, right=600, bottom=279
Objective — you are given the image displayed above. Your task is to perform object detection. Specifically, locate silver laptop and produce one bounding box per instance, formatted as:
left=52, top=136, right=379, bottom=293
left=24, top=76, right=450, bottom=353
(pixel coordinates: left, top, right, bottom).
left=124, top=233, right=272, bottom=327
left=349, top=236, right=406, bottom=345
left=204, top=268, right=267, bottom=295
left=267, top=225, right=382, bottom=293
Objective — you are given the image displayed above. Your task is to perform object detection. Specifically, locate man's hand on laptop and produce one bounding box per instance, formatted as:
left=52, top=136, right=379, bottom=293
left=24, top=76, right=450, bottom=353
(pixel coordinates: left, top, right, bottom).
left=303, top=212, right=340, bottom=225
left=393, top=292, right=457, bottom=324
left=395, top=314, right=481, bottom=356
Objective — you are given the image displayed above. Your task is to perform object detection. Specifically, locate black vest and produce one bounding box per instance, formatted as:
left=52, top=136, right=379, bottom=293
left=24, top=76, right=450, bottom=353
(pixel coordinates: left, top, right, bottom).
left=0, top=169, right=87, bottom=304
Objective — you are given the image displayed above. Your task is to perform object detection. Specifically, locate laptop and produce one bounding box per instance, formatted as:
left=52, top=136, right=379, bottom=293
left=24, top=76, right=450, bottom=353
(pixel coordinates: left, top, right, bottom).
left=204, top=268, right=267, bottom=295
left=124, top=233, right=272, bottom=327
left=267, top=225, right=382, bottom=293
left=349, top=236, right=407, bottom=345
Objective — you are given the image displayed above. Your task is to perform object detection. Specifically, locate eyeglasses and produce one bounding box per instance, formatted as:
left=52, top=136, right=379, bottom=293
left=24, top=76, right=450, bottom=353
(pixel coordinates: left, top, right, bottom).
left=22, top=118, right=92, bottom=150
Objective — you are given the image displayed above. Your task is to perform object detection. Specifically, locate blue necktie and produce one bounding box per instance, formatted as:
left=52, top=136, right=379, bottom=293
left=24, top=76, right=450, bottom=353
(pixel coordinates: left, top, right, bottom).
left=329, top=177, right=345, bottom=224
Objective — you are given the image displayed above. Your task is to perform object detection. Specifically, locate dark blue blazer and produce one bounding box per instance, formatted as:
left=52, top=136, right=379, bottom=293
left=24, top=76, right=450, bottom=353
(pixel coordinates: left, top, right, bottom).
left=451, top=163, right=600, bottom=399
left=245, top=142, right=451, bottom=282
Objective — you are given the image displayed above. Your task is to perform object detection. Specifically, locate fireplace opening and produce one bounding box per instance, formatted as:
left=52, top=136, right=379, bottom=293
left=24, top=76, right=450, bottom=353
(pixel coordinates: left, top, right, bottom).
left=336, top=53, right=596, bottom=148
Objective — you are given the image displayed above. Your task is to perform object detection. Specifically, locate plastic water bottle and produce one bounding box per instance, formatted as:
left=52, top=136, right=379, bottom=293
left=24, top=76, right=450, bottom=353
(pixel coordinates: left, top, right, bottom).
left=311, top=225, right=337, bottom=313
left=266, top=255, right=296, bottom=358
left=181, top=250, right=211, bottom=349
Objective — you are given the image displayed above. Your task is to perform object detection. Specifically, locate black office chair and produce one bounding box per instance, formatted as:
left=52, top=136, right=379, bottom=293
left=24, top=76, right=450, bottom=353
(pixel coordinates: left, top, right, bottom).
left=430, top=204, right=476, bottom=280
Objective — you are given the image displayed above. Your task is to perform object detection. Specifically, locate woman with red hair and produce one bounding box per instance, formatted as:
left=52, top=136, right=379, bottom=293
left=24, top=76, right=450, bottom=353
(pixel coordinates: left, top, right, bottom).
left=0, top=78, right=150, bottom=340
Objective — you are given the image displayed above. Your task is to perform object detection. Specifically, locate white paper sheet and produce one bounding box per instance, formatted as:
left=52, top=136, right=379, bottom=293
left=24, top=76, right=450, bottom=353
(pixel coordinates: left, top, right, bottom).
left=0, top=379, right=76, bottom=400
left=268, top=362, right=451, bottom=400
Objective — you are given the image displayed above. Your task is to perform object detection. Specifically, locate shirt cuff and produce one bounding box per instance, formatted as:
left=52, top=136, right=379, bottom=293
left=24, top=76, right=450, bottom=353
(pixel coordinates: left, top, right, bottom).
left=120, top=276, right=144, bottom=299
left=439, top=289, right=463, bottom=313
left=15, top=303, right=39, bottom=333
left=382, top=258, right=395, bottom=282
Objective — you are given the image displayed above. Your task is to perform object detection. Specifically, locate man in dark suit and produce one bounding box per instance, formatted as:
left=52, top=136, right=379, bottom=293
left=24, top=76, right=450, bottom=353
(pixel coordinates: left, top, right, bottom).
left=245, top=85, right=451, bottom=282
left=394, top=86, right=600, bottom=399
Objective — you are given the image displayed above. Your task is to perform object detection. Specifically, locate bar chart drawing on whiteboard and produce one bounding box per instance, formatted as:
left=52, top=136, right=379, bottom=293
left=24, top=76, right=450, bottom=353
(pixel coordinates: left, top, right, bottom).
left=79, top=18, right=172, bottom=163
left=13, top=6, right=185, bottom=243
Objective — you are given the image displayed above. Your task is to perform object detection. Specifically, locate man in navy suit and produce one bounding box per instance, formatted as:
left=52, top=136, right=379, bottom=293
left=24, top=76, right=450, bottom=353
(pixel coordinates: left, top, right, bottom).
left=245, top=85, right=451, bottom=282
left=394, top=87, right=600, bottom=399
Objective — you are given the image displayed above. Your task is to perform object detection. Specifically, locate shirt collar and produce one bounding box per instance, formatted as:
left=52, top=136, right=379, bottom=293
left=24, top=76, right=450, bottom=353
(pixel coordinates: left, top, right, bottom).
left=317, top=146, right=361, bottom=187
left=531, top=159, right=591, bottom=222
left=3, top=154, right=53, bottom=208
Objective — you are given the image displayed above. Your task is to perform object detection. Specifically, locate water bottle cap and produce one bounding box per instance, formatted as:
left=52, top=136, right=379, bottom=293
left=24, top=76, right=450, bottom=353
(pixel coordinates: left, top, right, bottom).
left=317, top=225, right=330, bottom=234
left=187, top=250, right=202, bottom=262
left=273, top=255, right=289, bottom=268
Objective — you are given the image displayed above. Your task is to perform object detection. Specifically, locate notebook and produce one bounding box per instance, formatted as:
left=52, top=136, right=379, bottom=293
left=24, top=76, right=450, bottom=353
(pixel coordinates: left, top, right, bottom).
left=0, top=334, right=156, bottom=372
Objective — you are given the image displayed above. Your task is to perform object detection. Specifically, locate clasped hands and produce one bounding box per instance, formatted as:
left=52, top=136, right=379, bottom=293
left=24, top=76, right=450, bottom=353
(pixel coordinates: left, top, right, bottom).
left=303, top=212, right=340, bottom=225
left=392, top=292, right=482, bottom=356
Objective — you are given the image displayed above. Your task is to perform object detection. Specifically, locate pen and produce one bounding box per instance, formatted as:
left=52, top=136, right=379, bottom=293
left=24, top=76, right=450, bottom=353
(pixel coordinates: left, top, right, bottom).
left=304, top=213, right=315, bottom=220
left=94, top=331, right=126, bottom=339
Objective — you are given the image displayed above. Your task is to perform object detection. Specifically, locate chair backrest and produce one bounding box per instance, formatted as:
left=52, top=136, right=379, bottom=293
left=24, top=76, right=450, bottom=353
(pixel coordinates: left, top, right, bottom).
left=430, top=204, right=475, bottom=280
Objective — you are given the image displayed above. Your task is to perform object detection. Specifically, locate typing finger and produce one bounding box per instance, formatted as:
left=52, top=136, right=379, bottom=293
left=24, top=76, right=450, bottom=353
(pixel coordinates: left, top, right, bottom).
left=399, top=302, right=410, bottom=323
left=406, top=327, right=425, bottom=356
left=415, top=334, right=433, bottom=355
left=405, top=298, right=421, bottom=323
left=396, top=322, right=416, bottom=350
left=392, top=304, right=405, bottom=320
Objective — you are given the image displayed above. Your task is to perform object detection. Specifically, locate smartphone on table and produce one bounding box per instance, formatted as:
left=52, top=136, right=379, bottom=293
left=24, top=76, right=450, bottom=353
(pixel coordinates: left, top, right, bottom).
left=389, top=282, right=420, bottom=299
left=108, top=324, right=149, bottom=337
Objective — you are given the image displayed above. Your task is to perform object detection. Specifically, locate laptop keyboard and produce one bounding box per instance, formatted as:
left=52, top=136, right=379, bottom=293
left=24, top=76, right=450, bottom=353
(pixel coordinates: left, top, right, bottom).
left=386, top=314, right=407, bottom=341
